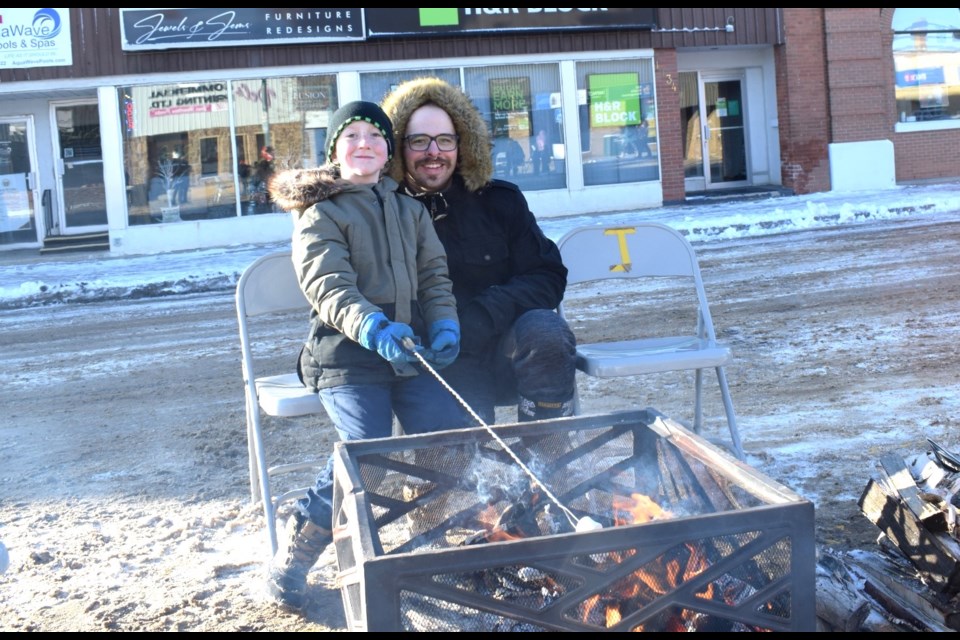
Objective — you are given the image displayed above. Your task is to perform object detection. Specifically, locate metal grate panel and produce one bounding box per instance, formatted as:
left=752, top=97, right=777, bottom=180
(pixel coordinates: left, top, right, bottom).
left=332, top=408, right=815, bottom=632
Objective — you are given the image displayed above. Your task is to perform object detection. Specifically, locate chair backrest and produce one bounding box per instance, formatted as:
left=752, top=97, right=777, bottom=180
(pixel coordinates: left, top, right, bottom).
left=236, top=250, right=309, bottom=319
left=236, top=250, right=311, bottom=387
left=556, top=222, right=717, bottom=340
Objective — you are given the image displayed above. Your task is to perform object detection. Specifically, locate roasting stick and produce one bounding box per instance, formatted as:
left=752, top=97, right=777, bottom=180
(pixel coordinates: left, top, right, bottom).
left=403, top=338, right=602, bottom=533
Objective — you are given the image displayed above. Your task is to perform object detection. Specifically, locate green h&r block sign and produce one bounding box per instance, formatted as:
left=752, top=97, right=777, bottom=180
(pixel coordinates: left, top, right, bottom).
left=419, top=8, right=459, bottom=27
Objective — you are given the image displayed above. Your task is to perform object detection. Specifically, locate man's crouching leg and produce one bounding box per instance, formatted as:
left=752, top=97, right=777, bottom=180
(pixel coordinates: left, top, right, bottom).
left=266, top=511, right=332, bottom=612
left=506, top=310, right=578, bottom=461
left=508, top=309, right=577, bottom=424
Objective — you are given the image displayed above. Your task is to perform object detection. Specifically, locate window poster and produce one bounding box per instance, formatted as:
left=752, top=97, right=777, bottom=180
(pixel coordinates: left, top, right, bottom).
left=0, top=172, right=30, bottom=234
left=489, top=77, right=532, bottom=139
left=588, top=72, right=642, bottom=128
left=716, top=97, right=728, bottom=117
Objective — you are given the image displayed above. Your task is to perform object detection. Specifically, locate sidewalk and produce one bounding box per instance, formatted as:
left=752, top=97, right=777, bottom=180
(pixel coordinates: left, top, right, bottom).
left=2, top=180, right=960, bottom=309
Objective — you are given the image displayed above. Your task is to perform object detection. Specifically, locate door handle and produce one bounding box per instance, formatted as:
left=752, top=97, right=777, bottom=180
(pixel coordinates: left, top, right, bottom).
left=702, top=125, right=711, bottom=141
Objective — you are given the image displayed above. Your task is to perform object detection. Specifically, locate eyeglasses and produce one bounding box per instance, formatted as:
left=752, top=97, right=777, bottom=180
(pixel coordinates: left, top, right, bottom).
left=404, top=134, right=459, bottom=152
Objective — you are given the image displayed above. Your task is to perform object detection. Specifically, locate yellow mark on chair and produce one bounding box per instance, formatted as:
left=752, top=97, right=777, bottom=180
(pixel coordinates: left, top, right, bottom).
left=604, top=227, right=636, bottom=272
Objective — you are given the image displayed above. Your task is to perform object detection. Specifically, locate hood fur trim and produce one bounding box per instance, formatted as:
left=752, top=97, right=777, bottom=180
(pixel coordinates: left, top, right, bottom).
left=381, top=77, right=493, bottom=193
left=268, top=165, right=346, bottom=214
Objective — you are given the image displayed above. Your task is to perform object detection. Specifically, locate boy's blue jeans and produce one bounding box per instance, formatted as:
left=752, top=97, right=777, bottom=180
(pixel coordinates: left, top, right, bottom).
left=299, top=368, right=470, bottom=527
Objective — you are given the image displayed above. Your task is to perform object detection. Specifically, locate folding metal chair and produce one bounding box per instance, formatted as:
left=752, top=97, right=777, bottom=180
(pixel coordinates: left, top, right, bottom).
left=556, top=222, right=745, bottom=461
left=236, top=250, right=325, bottom=554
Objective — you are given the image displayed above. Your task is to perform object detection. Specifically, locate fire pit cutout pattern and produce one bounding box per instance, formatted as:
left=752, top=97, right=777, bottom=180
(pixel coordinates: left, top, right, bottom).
left=331, top=408, right=815, bottom=632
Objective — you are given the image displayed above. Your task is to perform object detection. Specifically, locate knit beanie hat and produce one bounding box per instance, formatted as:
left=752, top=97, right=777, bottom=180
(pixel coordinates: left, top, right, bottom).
left=326, top=101, right=395, bottom=163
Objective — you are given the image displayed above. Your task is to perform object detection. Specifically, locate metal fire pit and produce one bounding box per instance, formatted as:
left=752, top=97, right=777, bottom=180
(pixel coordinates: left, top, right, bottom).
left=331, top=408, right=815, bottom=632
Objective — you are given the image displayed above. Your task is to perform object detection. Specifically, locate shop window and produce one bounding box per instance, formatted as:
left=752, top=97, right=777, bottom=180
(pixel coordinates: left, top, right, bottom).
left=464, top=63, right=566, bottom=192
left=234, top=75, right=337, bottom=215
left=235, top=135, right=247, bottom=165
left=119, top=82, right=233, bottom=224
left=892, top=8, right=960, bottom=127
left=575, top=59, right=658, bottom=187
left=361, top=66, right=567, bottom=193
left=118, top=74, right=337, bottom=225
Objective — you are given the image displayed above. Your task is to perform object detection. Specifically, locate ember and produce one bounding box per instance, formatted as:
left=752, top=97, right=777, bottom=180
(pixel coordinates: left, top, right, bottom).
left=330, top=408, right=815, bottom=631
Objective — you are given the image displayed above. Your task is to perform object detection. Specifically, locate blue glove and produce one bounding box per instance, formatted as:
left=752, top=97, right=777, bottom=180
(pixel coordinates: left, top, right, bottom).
left=426, top=319, right=460, bottom=369
left=358, top=312, right=419, bottom=365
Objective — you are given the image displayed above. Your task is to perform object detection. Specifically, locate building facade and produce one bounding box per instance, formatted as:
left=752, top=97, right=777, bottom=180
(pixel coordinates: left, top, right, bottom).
left=0, top=8, right=956, bottom=257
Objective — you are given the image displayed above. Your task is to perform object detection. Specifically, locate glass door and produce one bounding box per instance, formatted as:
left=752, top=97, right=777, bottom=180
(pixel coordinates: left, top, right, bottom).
left=680, top=72, right=705, bottom=191
left=681, top=73, right=749, bottom=191
left=53, top=102, right=108, bottom=233
left=0, top=117, right=40, bottom=248
left=702, top=77, right=748, bottom=188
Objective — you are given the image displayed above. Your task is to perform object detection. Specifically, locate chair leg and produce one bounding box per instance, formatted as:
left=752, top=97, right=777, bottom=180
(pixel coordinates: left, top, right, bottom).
left=693, top=369, right=704, bottom=434
left=715, top=366, right=745, bottom=461
left=247, top=401, right=279, bottom=555
left=245, top=395, right=261, bottom=504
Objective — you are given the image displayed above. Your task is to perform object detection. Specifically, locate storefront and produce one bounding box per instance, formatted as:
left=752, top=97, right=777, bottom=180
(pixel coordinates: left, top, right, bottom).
left=0, top=8, right=784, bottom=256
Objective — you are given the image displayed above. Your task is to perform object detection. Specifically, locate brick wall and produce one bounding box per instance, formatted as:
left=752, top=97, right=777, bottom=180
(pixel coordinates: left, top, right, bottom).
left=776, top=8, right=831, bottom=194
left=824, top=9, right=888, bottom=142
left=653, top=49, right=685, bottom=202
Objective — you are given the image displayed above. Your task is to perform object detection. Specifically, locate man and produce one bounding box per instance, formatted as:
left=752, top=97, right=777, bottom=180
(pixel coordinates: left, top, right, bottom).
left=380, top=77, right=577, bottom=426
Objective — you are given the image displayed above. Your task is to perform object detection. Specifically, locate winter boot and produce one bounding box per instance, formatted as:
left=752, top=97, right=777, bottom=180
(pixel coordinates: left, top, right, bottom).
left=518, top=396, right=575, bottom=423
left=266, top=512, right=332, bottom=612
left=518, top=395, right=575, bottom=459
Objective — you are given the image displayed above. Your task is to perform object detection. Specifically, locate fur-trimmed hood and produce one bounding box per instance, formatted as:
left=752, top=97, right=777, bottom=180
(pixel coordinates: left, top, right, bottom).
left=268, top=165, right=399, bottom=216
left=380, top=77, right=493, bottom=193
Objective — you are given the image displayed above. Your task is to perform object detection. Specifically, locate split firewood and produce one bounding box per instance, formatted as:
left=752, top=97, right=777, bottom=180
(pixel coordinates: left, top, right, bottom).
left=817, top=547, right=960, bottom=632
left=815, top=549, right=871, bottom=631
left=845, top=549, right=957, bottom=632
left=879, top=453, right=947, bottom=531
left=907, top=453, right=960, bottom=538
left=858, top=474, right=960, bottom=594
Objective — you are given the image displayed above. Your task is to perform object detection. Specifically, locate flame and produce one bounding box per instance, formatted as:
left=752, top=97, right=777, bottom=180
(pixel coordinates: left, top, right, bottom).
left=612, top=492, right=673, bottom=525
left=579, top=495, right=734, bottom=630
left=479, top=491, right=749, bottom=630
left=487, top=528, right=524, bottom=542
left=476, top=503, right=526, bottom=542
left=606, top=604, right=622, bottom=627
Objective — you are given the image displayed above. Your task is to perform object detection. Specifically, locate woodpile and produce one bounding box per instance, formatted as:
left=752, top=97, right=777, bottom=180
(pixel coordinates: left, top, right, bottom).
left=816, top=440, right=960, bottom=632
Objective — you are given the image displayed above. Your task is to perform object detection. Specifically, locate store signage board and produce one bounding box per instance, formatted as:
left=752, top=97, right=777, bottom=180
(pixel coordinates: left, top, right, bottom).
left=0, top=8, right=73, bottom=69
left=119, top=8, right=365, bottom=51
left=588, top=72, right=642, bottom=128
left=365, top=8, right=656, bottom=37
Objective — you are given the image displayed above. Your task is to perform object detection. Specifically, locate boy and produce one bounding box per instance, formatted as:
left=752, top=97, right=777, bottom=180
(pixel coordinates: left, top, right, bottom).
left=265, top=101, right=467, bottom=611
